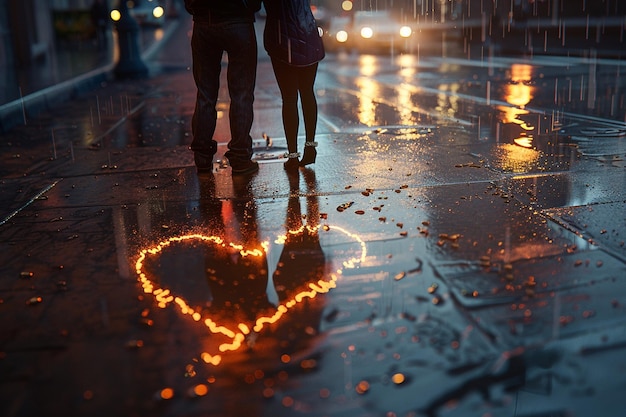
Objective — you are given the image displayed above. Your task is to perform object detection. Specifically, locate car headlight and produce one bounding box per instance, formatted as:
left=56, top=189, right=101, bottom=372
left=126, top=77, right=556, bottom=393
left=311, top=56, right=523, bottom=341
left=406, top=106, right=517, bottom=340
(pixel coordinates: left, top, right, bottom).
left=360, top=26, right=374, bottom=39
left=399, top=26, right=412, bottom=38
left=336, top=30, right=349, bottom=43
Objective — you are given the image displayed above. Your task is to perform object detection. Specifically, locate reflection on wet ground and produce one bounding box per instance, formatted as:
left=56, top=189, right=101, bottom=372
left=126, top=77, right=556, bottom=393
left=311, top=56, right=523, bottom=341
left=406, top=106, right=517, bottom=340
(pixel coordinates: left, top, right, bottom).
left=134, top=170, right=365, bottom=367
left=1, top=22, right=626, bottom=416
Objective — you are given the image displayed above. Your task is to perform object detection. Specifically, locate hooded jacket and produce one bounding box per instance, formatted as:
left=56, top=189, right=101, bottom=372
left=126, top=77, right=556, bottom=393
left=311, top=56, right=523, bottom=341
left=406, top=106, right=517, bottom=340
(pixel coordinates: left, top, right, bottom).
left=263, top=0, right=325, bottom=66
left=184, top=0, right=261, bottom=23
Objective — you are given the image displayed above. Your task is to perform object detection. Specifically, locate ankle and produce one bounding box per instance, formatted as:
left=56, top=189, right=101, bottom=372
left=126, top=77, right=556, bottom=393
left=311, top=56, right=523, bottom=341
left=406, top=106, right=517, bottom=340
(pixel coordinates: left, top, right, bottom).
left=284, top=152, right=300, bottom=170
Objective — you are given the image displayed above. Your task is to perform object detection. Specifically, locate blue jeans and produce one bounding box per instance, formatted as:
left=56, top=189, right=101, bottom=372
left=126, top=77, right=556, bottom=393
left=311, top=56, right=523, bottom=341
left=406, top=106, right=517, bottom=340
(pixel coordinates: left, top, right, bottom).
left=190, top=20, right=257, bottom=167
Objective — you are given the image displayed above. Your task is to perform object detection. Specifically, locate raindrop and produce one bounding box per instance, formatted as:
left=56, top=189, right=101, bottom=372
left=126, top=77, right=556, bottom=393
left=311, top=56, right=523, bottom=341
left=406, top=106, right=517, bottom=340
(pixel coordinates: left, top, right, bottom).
left=50, top=129, right=57, bottom=160
left=19, top=86, right=27, bottom=124
left=96, top=96, right=102, bottom=125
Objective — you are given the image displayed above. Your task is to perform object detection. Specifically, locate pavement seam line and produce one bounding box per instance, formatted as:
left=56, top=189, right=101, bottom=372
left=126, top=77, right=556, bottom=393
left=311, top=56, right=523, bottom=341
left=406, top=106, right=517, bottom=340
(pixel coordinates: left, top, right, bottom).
left=0, top=179, right=61, bottom=227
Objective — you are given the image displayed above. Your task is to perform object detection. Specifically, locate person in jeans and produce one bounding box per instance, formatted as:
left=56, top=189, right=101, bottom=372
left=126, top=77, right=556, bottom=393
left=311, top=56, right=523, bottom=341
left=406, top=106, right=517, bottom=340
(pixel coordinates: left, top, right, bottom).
left=184, top=0, right=261, bottom=175
left=262, top=0, right=325, bottom=170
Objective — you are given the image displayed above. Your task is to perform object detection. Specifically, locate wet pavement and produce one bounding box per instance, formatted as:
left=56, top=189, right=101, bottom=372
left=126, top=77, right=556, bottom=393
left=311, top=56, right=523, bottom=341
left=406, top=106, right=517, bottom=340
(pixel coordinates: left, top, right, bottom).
left=1, top=15, right=626, bottom=417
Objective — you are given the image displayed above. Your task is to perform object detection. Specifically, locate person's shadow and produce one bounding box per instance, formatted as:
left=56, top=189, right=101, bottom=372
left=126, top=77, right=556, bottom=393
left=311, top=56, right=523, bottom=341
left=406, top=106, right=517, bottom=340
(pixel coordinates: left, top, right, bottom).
left=273, top=169, right=327, bottom=302
left=198, top=174, right=271, bottom=328
left=196, top=170, right=330, bottom=359
left=267, top=169, right=330, bottom=355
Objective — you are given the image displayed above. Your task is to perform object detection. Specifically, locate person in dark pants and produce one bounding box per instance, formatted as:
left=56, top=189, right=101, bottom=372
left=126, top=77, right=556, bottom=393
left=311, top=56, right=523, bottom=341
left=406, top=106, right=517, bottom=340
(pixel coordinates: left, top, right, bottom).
left=184, top=0, right=262, bottom=176
left=262, top=0, right=325, bottom=170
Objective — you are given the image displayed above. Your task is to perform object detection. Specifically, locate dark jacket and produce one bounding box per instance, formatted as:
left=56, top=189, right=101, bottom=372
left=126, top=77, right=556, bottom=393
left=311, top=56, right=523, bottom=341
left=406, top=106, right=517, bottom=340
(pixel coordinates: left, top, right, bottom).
left=263, top=0, right=325, bottom=66
left=184, top=0, right=261, bottom=23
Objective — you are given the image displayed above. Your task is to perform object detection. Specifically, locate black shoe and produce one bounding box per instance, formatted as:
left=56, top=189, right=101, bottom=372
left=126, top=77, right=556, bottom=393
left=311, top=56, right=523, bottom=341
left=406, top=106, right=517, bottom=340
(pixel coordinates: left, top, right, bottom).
left=231, top=160, right=259, bottom=176
left=299, top=142, right=317, bottom=167
left=194, top=152, right=214, bottom=173
left=283, top=156, right=299, bottom=171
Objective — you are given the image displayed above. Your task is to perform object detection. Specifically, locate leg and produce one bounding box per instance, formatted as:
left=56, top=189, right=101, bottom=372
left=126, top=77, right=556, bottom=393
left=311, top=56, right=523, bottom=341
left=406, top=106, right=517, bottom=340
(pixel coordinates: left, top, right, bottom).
left=190, top=22, right=222, bottom=161
left=224, top=22, right=258, bottom=173
left=298, top=63, right=319, bottom=166
left=271, top=57, right=301, bottom=170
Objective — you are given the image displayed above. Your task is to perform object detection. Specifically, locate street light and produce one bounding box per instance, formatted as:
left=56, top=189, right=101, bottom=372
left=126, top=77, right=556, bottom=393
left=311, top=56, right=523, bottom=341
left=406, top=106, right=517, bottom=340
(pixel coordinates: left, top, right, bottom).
left=111, top=0, right=148, bottom=79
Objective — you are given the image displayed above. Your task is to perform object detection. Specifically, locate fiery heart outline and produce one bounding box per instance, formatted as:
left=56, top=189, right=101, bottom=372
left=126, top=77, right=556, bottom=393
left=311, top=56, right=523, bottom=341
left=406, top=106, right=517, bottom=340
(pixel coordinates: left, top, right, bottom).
left=134, top=224, right=367, bottom=365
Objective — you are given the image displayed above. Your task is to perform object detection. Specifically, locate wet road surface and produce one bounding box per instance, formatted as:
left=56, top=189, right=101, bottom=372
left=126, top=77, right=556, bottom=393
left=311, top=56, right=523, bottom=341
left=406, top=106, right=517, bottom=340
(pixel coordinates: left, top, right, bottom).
left=1, top=17, right=625, bottom=417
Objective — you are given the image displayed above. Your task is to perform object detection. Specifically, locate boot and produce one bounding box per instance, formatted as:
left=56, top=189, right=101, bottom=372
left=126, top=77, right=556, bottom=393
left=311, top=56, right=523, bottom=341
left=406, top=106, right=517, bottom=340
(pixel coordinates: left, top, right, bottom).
left=299, top=141, right=317, bottom=167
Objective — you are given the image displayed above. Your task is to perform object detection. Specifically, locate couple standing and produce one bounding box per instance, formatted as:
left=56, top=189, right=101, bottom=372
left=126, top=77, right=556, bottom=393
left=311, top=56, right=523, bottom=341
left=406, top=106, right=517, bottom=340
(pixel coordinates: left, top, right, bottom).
left=184, top=0, right=325, bottom=175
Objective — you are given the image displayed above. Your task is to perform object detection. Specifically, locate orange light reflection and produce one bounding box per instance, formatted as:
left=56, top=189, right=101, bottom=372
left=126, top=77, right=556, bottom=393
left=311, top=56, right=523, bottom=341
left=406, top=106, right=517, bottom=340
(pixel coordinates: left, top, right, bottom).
left=500, top=63, right=536, bottom=133
left=134, top=224, right=366, bottom=365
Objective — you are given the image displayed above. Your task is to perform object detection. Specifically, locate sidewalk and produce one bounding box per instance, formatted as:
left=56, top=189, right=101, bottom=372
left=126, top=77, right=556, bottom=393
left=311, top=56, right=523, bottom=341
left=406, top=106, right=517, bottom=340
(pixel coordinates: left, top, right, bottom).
left=1, top=12, right=626, bottom=417
left=0, top=17, right=182, bottom=134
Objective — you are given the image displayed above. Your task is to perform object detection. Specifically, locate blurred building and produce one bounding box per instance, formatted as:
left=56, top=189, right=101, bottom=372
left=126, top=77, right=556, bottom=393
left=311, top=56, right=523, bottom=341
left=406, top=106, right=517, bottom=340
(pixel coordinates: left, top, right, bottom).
left=0, top=0, right=98, bottom=71
left=320, top=0, right=624, bottom=20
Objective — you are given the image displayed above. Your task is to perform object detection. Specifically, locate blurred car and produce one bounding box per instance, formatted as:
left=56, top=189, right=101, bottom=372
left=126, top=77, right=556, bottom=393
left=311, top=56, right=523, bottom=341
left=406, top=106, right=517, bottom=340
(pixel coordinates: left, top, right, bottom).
left=351, top=10, right=414, bottom=53
left=128, top=0, right=165, bottom=26
left=324, top=10, right=415, bottom=54
left=323, top=15, right=352, bottom=52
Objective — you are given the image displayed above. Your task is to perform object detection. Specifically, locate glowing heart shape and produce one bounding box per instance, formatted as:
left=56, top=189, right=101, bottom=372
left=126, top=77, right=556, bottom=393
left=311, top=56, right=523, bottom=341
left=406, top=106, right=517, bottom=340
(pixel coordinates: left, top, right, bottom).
left=134, top=224, right=366, bottom=365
